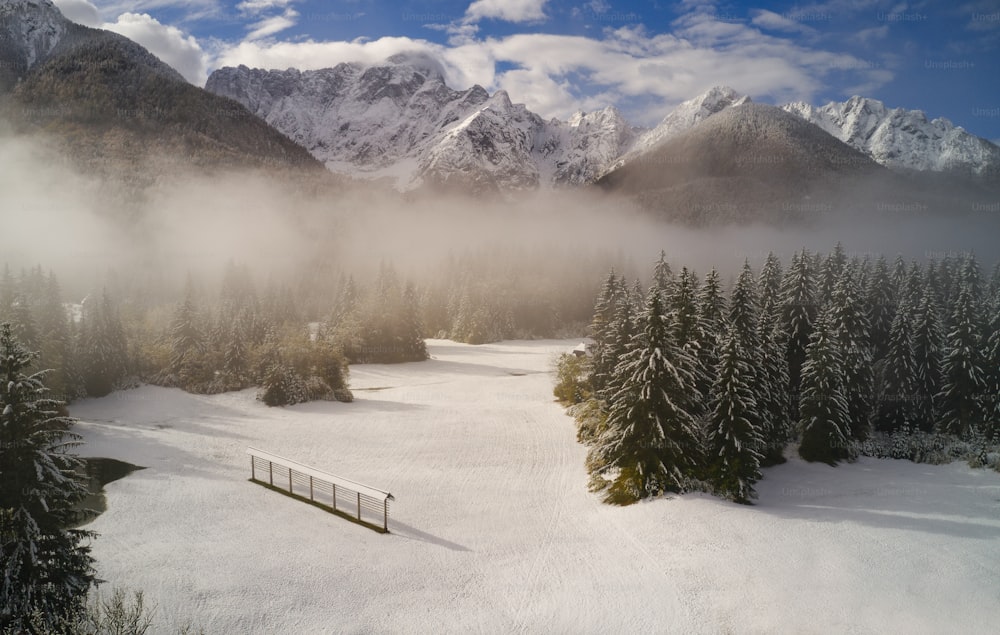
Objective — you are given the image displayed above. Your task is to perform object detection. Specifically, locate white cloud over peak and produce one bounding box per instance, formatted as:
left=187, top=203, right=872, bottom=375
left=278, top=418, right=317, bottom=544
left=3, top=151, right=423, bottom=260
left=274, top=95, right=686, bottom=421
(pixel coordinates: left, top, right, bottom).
left=211, top=15, right=891, bottom=127
left=52, top=0, right=101, bottom=27
left=102, top=12, right=208, bottom=85
left=464, top=0, right=548, bottom=24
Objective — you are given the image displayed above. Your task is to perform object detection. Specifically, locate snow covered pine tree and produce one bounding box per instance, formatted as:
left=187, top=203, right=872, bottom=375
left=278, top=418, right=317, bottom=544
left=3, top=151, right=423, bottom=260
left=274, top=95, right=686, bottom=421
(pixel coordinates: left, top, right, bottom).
left=0, top=323, right=96, bottom=630
left=587, top=291, right=701, bottom=504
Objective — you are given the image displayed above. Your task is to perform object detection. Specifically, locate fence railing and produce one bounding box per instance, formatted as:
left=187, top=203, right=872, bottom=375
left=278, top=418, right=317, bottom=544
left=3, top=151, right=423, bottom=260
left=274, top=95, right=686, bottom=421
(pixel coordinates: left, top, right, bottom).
left=246, top=447, right=394, bottom=534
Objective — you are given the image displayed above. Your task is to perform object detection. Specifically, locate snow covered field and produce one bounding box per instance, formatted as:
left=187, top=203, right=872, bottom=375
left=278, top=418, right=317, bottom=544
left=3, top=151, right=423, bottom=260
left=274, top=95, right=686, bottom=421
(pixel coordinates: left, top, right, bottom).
left=72, top=339, right=1000, bottom=634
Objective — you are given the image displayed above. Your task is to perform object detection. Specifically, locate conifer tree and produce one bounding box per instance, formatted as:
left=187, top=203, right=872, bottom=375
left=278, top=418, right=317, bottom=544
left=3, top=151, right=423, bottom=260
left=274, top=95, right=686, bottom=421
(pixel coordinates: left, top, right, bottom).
left=891, top=254, right=908, bottom=299
left=588, top=291, right=702, bottom=504
left=80, top=290, right=128, bottom=397
left=983, top=315, right=1000, bottom=442
left=36, top=273, right=75, bottom=400
left=758, top=252, right=783, bottom=320
left=729, top=261, right=760, bottom=351
left=756, top=305, right=790, bottom=465
left=669, top=267, right=707, bottom=411
left=601, top=283, right=639, bottom=401
left=589, top=270, right=623, bottom=396
left=911, top=284, right=946, bottom=432
left=937, top=284, right=987, bottom=437
left=866, top=255, right=896, bottom=361
left=829, top=267, right=873, bottom=439
left=697, top=268, right=727, bottom=402
left=818, top=242, right=847, bottom=305
left=707, top=330, right=764, bottom=504
left=798, top=311, right=852, bottom=464
left=0, top=324, right=96, bottom=630
left=873, top=296, right=919, bottom=433
left=401, top=282, right=429, bottom=361
left=168, top=286, right=204, bottom=387
left=653, top=251, right=675, bottom=300
left=779, top=249, right=817, bottom=409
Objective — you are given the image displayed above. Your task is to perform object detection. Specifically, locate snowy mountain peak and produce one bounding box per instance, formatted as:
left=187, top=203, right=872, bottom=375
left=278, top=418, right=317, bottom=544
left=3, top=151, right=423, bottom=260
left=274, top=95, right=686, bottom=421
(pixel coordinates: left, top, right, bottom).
left=609, top=85, right=750, bottom=173
left=207, top=57, right=637, bottom=191
left=0, top=0, right=69, bottom=71
left=782, top=96, right=1000, bottom=176
left=383, top=51, right=446, bottom=80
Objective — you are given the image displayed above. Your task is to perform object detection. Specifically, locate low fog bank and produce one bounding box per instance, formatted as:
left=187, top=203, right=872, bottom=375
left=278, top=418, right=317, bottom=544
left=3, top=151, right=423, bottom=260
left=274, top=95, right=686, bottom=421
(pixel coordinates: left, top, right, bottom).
left=2, top=130, right=999, bottom=298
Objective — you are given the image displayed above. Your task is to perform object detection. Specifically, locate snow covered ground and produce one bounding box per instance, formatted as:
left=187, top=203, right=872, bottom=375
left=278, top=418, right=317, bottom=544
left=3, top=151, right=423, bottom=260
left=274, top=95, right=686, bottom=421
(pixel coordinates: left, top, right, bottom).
left=71, top=339, right=1000, bottom=634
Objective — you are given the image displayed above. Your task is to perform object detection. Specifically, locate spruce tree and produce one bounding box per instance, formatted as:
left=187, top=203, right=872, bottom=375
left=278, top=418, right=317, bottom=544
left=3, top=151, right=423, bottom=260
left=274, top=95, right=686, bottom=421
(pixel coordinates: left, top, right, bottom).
left=588, top=291, right=702, bottom=504
left=588, top=271, right=623, bottom=397
left=891, top=254, right=908, bottom=299
left=401, top=282, right=429, bottom=361
left=937, top=284, right=987, bottom=437
left=818, top=242, right=847, bottom=306
left=728, top=261, right=760, bottom=351
left=36, top=273, right=75, bottom=401
left=707, top=330, right=764, bottom=504
left=983, top=309, right=1000, bottom=442
left=168, top=287, right=204, bottom=388
left=829, top=267, right=873, bottom=439
left=911, top=284, right=946, bottom=432
left=697, top=268, right=727, bottom=402
left=0, top=324, right=96, bottom=630
left=653, top=251, right=675, bottom=300
left=798, top=311, right=852, bottom=464
left=756, top=305, right=790, bottom=465
left=873, top=296, right=919, bottom=433
left=758, top=252, right=783, bottom=320
left=669, top=267, right=702, bottom=349
left=866, top=255, right=896, bottom=361
left=779, top=249, right=817, bottom=411
left=80, top=290, right=128, bottom=397
left=606, top=286, right=638, bottom=393
left=668, top=268, right=707, bottom=415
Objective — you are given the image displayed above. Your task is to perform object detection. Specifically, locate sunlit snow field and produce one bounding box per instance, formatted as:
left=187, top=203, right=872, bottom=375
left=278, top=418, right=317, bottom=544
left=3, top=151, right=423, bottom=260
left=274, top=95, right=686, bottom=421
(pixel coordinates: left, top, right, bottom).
left=71, top=339, right=1000, bottom=634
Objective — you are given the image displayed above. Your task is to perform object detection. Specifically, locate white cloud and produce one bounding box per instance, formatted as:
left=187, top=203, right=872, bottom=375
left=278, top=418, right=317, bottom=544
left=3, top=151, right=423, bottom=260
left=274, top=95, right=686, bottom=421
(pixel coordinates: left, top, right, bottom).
left=853, top=26, right=889, bottom=44
left=207, top=1, right=893, bottom=126
left=52, top=0, right=101, bottom=27
left=237, top=0, right=295, bottom=13
left=464, top=0, right=548, bottom=24
left=102, top=13, right=208, bottom=85
left=750, top=9, right=814, bottom=34
left=246, top=8, right=298, bottom=40
left=94, top=1, right=223, bottom=23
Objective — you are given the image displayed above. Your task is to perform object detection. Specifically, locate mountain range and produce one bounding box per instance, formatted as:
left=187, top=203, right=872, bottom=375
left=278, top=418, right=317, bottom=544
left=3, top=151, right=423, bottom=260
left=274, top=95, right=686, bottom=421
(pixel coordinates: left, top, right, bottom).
left=1, top=0, right=997, bottom=221
left=206, top=58, right=1000, bottom=195
left=205, top=56, right=638, bottom=194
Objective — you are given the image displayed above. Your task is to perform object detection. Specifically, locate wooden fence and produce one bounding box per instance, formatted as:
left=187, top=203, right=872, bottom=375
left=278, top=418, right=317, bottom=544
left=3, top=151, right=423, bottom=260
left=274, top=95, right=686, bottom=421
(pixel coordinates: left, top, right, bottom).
left=246, top=447, right=393, bottom=533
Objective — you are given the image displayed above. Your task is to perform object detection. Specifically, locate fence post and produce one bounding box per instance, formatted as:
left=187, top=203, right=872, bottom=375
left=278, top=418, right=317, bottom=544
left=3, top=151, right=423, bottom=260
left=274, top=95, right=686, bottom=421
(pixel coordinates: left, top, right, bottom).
left=384, top=500, right=388, bottom=533
left=332, top=484, right=337, bottom=511
left=269, top=461, right=273, bottom=486
left=357, top=492, right=361, bottom=521
left=309, top=476, right=314, bottom=501
left=251, top=456, right=255, bottom=481
left=288, top=468, right=293, bottom=493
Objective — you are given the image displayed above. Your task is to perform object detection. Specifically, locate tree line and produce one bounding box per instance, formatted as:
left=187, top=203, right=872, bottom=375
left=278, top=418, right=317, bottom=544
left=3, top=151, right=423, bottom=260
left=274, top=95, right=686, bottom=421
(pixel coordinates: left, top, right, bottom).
left=558, top=245, right=1000, bottom=505
left=0, top=246, right=611, bottom=407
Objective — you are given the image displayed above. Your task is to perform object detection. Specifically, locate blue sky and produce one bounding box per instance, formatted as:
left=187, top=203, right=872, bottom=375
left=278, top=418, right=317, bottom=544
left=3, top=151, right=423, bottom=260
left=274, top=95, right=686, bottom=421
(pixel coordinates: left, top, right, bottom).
left=53, top=0, right=1000, bottom=141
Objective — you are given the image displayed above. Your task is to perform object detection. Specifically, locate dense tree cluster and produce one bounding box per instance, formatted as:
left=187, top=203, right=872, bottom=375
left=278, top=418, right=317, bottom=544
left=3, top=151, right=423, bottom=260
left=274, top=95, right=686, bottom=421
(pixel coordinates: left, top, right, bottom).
left=566, top=247, right=1000, bottom=505
left=1, top=248, right=608, bottom=408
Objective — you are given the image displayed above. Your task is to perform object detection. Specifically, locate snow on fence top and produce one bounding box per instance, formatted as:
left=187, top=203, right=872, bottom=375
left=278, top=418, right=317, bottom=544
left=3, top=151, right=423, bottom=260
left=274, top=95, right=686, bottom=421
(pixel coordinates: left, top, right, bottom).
left=246, top=446, right=394, bottom=533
